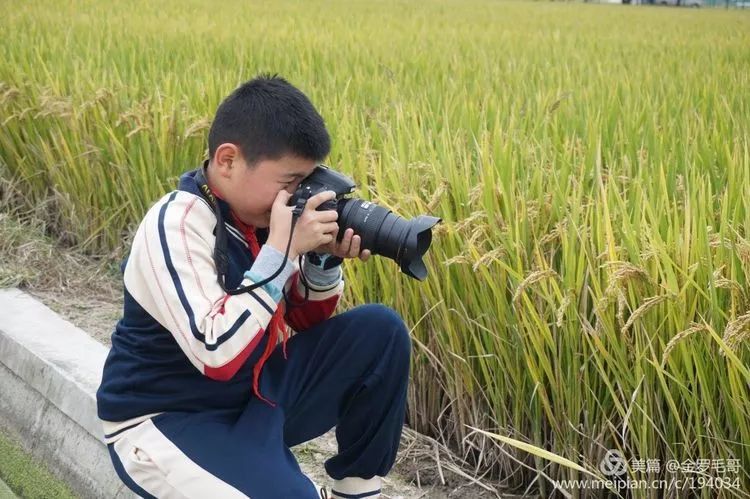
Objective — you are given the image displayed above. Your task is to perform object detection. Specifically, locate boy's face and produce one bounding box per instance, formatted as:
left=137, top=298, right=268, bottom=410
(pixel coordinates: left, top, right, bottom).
left=220, top=151, right=317, bottom=229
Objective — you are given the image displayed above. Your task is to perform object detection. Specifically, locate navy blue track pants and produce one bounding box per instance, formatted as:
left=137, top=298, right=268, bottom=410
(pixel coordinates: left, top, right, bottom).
left=107, top=304, right=412, bottom=498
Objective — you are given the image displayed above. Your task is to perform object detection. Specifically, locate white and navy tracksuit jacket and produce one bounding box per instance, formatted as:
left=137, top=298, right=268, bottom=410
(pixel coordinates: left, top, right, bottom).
left=96, top=165, right=412, bottom=498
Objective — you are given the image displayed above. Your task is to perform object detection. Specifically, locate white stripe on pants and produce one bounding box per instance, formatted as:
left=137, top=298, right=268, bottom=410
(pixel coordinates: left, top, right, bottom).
left=112, top=418, right=248, bottom=498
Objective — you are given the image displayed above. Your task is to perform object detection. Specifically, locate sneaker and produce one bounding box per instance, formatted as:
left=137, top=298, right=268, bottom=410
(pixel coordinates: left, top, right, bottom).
left=318, top=483, right=381, bottom=498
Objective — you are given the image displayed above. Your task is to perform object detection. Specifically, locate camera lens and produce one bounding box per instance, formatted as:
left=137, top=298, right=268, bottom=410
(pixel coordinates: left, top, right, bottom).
left=337, top=198, right=441, bottom=280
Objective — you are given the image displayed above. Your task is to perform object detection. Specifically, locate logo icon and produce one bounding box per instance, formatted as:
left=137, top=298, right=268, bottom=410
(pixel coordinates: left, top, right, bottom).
left=599, top=450, right=628, bottom=477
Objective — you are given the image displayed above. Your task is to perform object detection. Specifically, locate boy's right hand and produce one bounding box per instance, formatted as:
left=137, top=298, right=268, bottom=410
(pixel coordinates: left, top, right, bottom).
left=266, top=190, right=339, bottom=261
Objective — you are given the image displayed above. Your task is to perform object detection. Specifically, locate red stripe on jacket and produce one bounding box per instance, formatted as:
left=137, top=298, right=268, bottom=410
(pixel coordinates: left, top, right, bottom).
left=203, top=327, right=266, bottom=381
left=285, top=272, right=341, bottom=332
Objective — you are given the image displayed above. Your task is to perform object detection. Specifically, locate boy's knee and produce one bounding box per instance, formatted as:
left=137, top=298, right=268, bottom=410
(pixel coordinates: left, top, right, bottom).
left=355, top=303, right=403, bottom=328
left=355, top=303, right=411, bottom=356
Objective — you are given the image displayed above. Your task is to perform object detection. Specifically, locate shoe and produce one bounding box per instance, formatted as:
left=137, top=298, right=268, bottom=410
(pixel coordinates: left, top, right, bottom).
left=318, top=484, right=381, bottom=498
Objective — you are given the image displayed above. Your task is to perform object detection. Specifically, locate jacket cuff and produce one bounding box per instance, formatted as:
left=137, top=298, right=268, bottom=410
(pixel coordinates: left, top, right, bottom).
left=244, top=244, right=296, bottom=301
left=302, top=253, right=342, bottom=288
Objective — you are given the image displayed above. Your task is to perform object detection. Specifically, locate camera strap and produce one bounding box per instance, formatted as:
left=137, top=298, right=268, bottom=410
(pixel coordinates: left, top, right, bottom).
left=194, top=165, right=235, bottom=292
left=194, top=163, right=311, bottom=305
left=194, top=164, right=297, bottom=296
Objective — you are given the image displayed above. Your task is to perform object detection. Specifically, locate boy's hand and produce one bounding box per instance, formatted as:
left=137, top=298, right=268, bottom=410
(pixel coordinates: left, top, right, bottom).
left=313, top=227, right=372, bottom=262
left=266, top=190, right=340, bottom=260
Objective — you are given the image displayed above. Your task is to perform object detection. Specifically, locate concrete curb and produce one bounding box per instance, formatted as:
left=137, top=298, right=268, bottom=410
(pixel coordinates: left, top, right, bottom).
left=0, top=476, right=18, bottom=499
left=0, top=288, right=132, bottom=499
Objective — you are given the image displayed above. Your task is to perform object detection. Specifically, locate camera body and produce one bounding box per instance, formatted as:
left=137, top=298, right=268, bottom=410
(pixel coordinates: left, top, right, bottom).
left=289, top=165, right=356, bottom=214
left=288, top=165, right=441, bottom=281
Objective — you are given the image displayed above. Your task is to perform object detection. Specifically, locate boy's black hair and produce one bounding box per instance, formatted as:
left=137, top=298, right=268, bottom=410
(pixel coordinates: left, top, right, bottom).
left=208, top=74, right=330, bottom=165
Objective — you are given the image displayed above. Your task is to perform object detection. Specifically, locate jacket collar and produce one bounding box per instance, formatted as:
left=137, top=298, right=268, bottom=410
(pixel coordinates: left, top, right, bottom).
left=177, top=161, right=269, bottom=245
left=178, top=160, right=232, bottom=222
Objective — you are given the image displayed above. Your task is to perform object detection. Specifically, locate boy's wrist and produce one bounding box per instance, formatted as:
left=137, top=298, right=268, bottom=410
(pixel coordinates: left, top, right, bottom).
left=266, top=237, right=299, bottom=261
left=246, top=245, right=296, bottom=299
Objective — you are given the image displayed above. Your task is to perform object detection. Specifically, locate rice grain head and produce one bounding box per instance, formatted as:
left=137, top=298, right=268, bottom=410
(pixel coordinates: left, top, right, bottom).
left=513, top=269, right=559, bottom=305
left=183, top=117, right=211, bottom=139
left=609, top=261, right=651, bottom=286
left=556, top=289, right=575, bottom=328
left=617, top=289, right=628, bottom=331
left=721, top=311, right=750, bottom=356
left=601, top=261, right=652, bottom=307
left=455, top=211, right=488, bottom=233
left=622, top=293, right=676, bottom=335
left=709, top=233, right=732, bottom=250
left=715, top=277, right=744, bottom=295
left=0, top=84, right=20, bottom=104
left=427, top=180, right=448, bottom=212
left=468, top=182, right=484, bottom=205
left=443, top=254, right=471, bottom=266
left=736, top=241, right=750, bottom=264
left=662, top=322, right=710, bottom=365
left=472, top=247, right=507, bottom=272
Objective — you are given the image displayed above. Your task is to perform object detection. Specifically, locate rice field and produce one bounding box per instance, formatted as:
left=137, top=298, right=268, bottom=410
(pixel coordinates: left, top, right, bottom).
left=1, top=0, right=749, bottom=496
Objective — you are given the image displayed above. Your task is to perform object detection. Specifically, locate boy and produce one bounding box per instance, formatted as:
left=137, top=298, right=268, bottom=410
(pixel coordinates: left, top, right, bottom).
left=96, top=75, right=412, bottom=498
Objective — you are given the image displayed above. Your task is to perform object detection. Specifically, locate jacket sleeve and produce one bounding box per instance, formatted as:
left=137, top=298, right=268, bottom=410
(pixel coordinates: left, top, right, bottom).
left=123, top=191, right=295, bottom=381
left=283, top=254, right=345, bottom=332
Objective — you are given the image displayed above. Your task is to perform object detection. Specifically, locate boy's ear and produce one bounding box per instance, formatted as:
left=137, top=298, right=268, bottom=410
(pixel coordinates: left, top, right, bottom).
left=213, top=143, right=240, bottom=177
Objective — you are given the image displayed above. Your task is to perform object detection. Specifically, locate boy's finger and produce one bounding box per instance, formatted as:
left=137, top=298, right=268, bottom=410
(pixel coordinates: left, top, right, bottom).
left=274, top=189, right=292, bottom=207
left=306, top=190, right=337, bottom=211
left=335, top=229, right=350, bottom=255
left=350, top=234, right=361, bottom=256
left=341, top=228, right=353, bottom=242
left=316, top=210, right=339, bottom=223
left=321, top=222, right=339, bottom=234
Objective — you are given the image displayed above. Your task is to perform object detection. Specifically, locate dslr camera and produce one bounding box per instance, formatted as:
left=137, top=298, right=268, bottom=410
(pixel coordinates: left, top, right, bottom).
left=289, top=165, right=441, bottom=281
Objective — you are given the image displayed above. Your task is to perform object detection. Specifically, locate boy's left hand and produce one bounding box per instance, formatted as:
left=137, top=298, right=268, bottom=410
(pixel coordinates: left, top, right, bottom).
left=314, top=227, right=371, bottom=262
